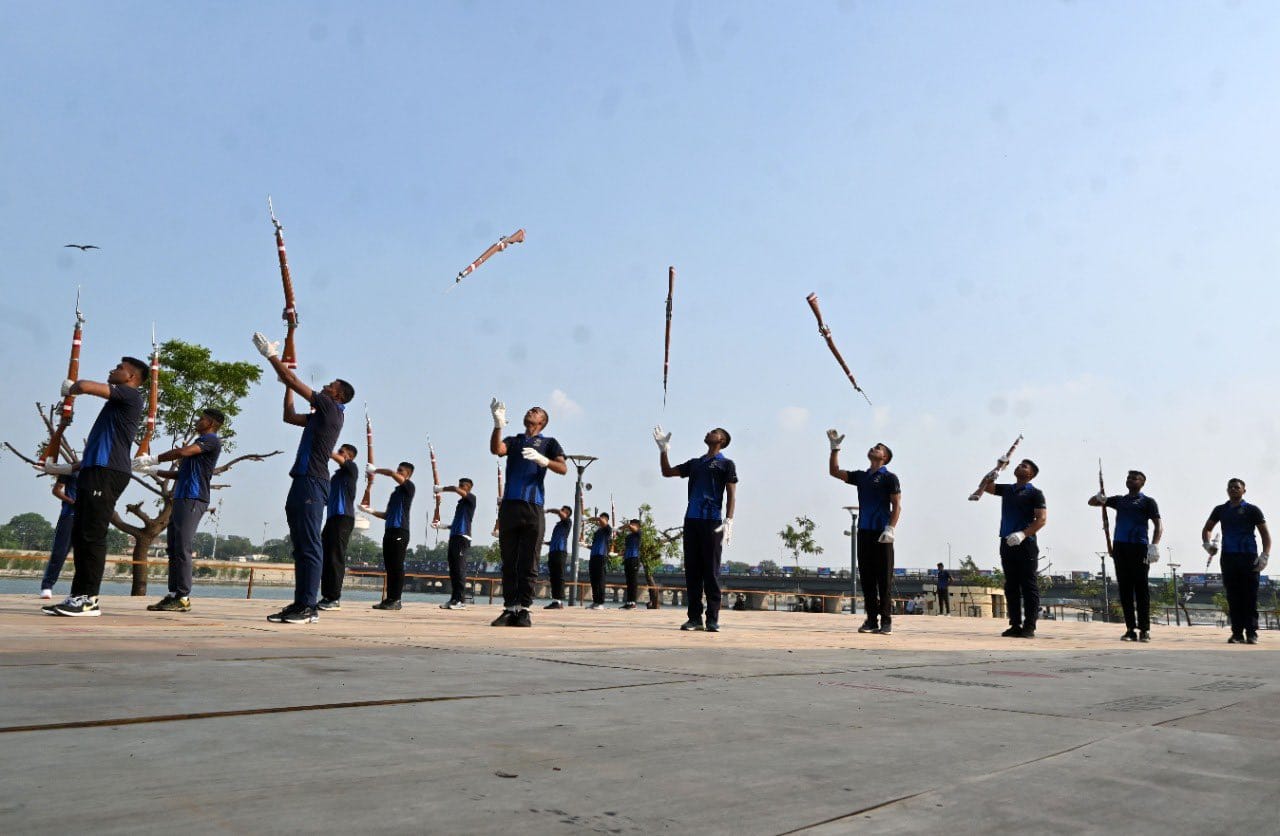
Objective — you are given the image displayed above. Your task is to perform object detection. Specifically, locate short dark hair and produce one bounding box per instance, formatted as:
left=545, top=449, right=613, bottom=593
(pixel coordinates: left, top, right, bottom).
left=1127, top=470, right=1146, bottom=481
left=1229, top=477, right=1246, bottom=488
left=202, top=407, right=226, bottom=426
left=715, top=427, right=732, bottom=448
left=937, top=562, right=944, bottom=568
left=458, top=478, right=474, bottom=489
left=122, top=356, right=149, bottom=381
left=398, top=461, right=415, bottom=475
left=599, top=512, right=610, bottom=521
left=334, top=379, right=355, bottom=404
left=339, top=443, right=358, bottom=457
left=878, top=442, right=893, bottom=464
left=1021, top=458, right=1040, bottom=477
left=561, top=505, right=572, bottom=515
left=629, top=519, right=641, bottom=526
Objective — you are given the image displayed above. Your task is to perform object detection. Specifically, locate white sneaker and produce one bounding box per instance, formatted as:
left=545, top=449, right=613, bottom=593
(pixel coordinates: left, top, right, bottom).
left=588, top=603, right=605, bottom=610
left=444, top=601, right=466, bottom=610
left=52, top=595, right=101, bottom=617
left=40, top=589, right=53, bottom=600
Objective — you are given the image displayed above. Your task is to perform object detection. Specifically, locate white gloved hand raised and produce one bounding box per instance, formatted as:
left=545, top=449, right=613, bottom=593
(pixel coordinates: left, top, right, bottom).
left=1146, top=544, right=1161, bottom=564
left=251, top=332, right=279, bottom=359
left=1255, top=553, right=1269, bottom=572
left=132, top=454, right=157, bottom=471
left=522, top=447, right=550, bottom=468
left=653, top=425, right=672, bottom=453
left=1094, top=491, right=1107, bottom=504
left=1005, top=531, right=1027, bottom=547
left=997, top=456, right=1011, bottom=467
left=715, top=517, right=734, bottom=547
left=39, top=461, right=74, bottom=476
left=490, top=398, right=507, bottom=429
left=60, top=379, right=75, bottom=397
left=826, top=429, right=845, bottom=452
left=364, top=463, right=378, bottom=478
left=432, top=485, right=445, bottom=495
left=878, top=525, right=895, bottom=544
left=1202, top=540, right=1219, bottom=556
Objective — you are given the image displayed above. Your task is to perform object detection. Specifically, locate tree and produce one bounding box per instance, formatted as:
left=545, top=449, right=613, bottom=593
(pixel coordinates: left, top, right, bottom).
left=779, top=516, right=823, bottom=590
left=759, top=560, right=781, bottom=575
left=3, top=512, right=54, bottom=551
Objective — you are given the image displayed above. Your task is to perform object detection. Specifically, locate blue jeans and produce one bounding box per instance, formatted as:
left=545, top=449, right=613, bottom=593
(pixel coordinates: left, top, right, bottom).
left=286, top=477, right=329, bottom=607
left=41, top=512, right=75, bottom=591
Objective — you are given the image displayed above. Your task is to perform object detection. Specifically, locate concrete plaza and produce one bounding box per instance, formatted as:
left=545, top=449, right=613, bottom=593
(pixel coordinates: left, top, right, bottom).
left=0, top=594, right=1275, bottom=834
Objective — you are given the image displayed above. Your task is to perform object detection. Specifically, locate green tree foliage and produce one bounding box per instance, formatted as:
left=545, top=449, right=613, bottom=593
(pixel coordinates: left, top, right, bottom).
left=958, top=555, right=1000, bottom=589
left=1, top=512, right=54, bottom=551
left=779, top=516, right=823, bottom=574
left=153, top=339, right=262, bottom=448
left=758, top=559, right=781, bottom=575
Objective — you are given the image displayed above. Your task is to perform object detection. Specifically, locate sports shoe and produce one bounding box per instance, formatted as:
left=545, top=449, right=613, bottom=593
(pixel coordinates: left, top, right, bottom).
left=40, top=589, right=53, bottom=600
left=588, top=602, right=606, bottom=610
left=149, top=596, right=191, bottom=613
left=52, top=595, right=101, bottom=617
left=1121, top=630, right=1137, bottom=641
left=857, top=620, right=879, bottom=634
left=878, top=623, right=893, bottom=636
left=1246, top=632, right=1259, bottom=645
left=543, top=601, right=564, bottom=610
left=622, top=602, right=637, bottom=610
left=1138, top=630, right=1151, bottom=643
left=680, top=619, right=704, bottom=631
left=267, top=603, right=317, bottom=624
left=509, top=609, right=532, bottom=627
left=1228, top=633, right=1244, bottom=644
left=441, top=600, right=466, bottom=610
left=1001, top=626, right=1023, bottom=638
left=317, top=598, right=341, bottom=611
left=491, top=610, right=515, bottom=627
left=1019, top=628, right=1036, bottom=639
left=371, top=599, right=402, bottom=610
left=705, top=621, right=720, bottom=633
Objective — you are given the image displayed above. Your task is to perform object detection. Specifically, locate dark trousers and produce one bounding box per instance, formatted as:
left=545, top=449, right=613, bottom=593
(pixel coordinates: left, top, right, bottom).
left=1000, top=538, right=1040, bottom=629
left=683, top=518, right=723, bottom=623
left=166, top=498, right=208, bottom=598
left=382, top=527, right=410, bottom=601
left=589, top=555, right=606, bottom=604
left=1222, top=552, right=1261, bottom=635
left=498, top=500, right=544, bottom=608
left=547, top=550, right=567, bottom=601
left=320, top=515, right=355, bottom=601
left=857, top=529, right=894, bottom=625
left=41, top=511, right=75, bottom=591
left=69, top=468, right=131, bottom=598
left=447, top=534, right=470, bottom=603
left=285, top=476, right=328, bottom=607
left=937, top=588, right=950, bottom=614
left=624, top=559, right=639, bottom=603
left=1112, top=542, right=1151, bottom=631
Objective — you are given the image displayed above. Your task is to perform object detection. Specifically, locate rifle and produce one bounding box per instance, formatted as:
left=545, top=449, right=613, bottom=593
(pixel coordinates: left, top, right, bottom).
left=362, top=406, right=375, bottom=509
left=454, top=228, right=525, bottom=285
left=663, top=266, right=674, bottom=406
left=1098, top=459, right=1113, bottom=556
left=805, top=293, right=871, bottom=405
left=491, top=458, right=503, bottom=538
left=428, top=436, right=442, bottom=541
left=135, top=324, right=160, bottom=457
left=268, top=196, right=299, bottom=371
left=968, top=434, right=1023, bottom=501
left=40, top=289, right=86, bottom=463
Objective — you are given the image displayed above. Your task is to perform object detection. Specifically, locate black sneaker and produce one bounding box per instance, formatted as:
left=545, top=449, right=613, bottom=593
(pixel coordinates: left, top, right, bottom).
left=1227, top=633, right=1243, bottom=644
left=1121, top=630, right=1138, bottom=641
left=543, top=601, right=564, bottom=610
left=878, top=623, right=893, bottom=636
left=1001, top=626, right=1023, bottom=638
left=491, top=610, right=515, bottom=627
left=147, top=595, right=176, bottom=611
left=705, top=621, right=720, bottom=633
left=1019, top=628, right=1036, bottom=639
left=52, top=595, right=100, bottom=617
left=680, top=619, right=704, bottom=631
left=621, top=602, right=637, bottom=610
left=1246, top=632, right=1259, bottom=645
left=371, top=599, right=402, bottom=611
left=317, top=598, right=341, bottom=611
left=1138, top=630, right=1151, bottom=643
left=267, top=603, right=316, bottom=624
left=857, top=620, right=879, bottom=634
left=509, top=609, right=532, bottom=627
left=155, top=596, right=191, bottom=612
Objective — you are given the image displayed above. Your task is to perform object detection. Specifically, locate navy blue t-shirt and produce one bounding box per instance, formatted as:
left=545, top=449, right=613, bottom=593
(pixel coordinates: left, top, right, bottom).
left=1106, top=493, right=1160, bottom=545
left=502, top=434, right=565, bottom=507
left=82, top=384, right=145, bottom=473
left=549, top=518, right=571, bottom=552
left=590, top=525, right=612, bottom=557
left=624, top=531, right=640, bottom=559
left=993, top=483, right=1047, bottom=539
left=290, top=391, right=345, bottom=481
left=56, top=474, right=78, bottom=518
left=676, top=453, right=738, bottom=522
left=937, top=568, right=951, bottom=589
left=845, top=467, right=901, bottom=531
left=1210, top=501, right=1266, bottom=555
left=384, top=480, right=416, bottom=531
left=173, top=433, right=222, bottom=503
left=450, top=493, right=477, bottom=538
left=327, top=459, right=358, bottom=519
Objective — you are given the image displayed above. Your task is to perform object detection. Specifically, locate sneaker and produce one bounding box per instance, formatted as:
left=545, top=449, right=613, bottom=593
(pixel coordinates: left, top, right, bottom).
left=1246, top=632, right=1259, bottom=645
left=267, top=603, right=316, bottom=624
left=371, top=599, right=402, bottom=611
left=1019, top=628, right=1036, bottom=639
left=1228, top=633, right=1244, bottom=644
left=857, top=620, right=879, bottom=634
left=52, top=595, right=101, bottom=617
left=1138, top=630, right=1151, bottom=643
left=151, top=596, right=191, bottom=613
left=878, top=623, right=893, bottom=636
left=622, top=602, right=637, bottom=610
left=441, top=600, right=466, bottom=610
left=491, top=610, right=515, bottom=627
left=40, top=589, right=53, bottom=600
left=680, top=619, right=704, bottom=631
left=588, top=602, right=606, bottom=610
left=317, top=598, right=341, bottom=611
left=509, top=609, right=532, bottom=627
left=543, top=601, right=564, bottom=610
left=1121, top=630, right=1138, bottom=642
left=1001, top=626, right=1023, bottom=638
left=705, top=621, right=720, bottom=633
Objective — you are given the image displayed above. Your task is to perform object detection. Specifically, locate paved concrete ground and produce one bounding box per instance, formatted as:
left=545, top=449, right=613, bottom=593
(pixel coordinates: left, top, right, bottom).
left=0, top=594, right=1276, bottom=834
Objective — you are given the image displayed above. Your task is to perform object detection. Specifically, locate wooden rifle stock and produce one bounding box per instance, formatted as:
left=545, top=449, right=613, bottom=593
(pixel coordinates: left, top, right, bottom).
left=41, top=291, right=86, bottom=463
left=455, top=228, right=526, bottom=283
left=806, top=293, right=871, bottom=405
left=1098, top=460, right=1113, bottom=556
left=362, top=408, right=375, bottom=509
left=968, top=435, right=1023, bottom=501
left=428, top=438, right=442, bottom=530
left=135, top=326, right=160, bottom=457
left=491, top=459, right=503, bottom=538
left=663, top=266, right=674, bottom=405
left=268, top=197, right=299, bottom=370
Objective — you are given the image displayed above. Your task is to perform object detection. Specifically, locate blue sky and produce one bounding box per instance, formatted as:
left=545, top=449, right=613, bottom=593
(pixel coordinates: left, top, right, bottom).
left=2, top=1, right=1278, bottom=573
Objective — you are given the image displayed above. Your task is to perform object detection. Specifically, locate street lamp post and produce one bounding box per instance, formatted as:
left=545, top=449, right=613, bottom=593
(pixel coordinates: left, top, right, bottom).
left=843, top=506, right=859, bottom=616
left=1168, top=560, right=1181, bottom=626
left=566, top=454, right=597, bottom=606
left=1098, top=552, right=1110, bottom=622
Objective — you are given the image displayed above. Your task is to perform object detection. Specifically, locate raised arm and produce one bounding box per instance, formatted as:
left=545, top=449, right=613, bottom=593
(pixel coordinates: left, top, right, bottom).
left=373, top=467, right=407, bottom=485
left=826, top=430, right=849, bottom=481
left=67, top=380, right=111, bottom=400
left=654, top=426, right=680, bottom=477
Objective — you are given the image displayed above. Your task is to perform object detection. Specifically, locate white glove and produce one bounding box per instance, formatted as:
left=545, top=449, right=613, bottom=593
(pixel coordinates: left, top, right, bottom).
left=1094, top=491, right=1107, bottom=504
left=1146, top=544, right=1160, bottom=564
left=826, top=429, right=845, bottom=452
left=431, top=520, right=440, bottom=529
left=878, top=525, right=895, bottom=544
left=490, top=398, right=507, bottom=429
left=60, top=379, right=75, bottom=397
left=133, top=454, right=157, bottom=470
left=1255, top=553, right=1269, bottom=572
left=136, top=464, right=158, bottom=476
left=364, top=463, right=378, bottom=478
left=252, top=332, right=279, bottom=359
left=40, top=461, right=74, bottom=476
left=715, top=517, right=733, bottom=547
left=653, top=425, right=671, bottom=453
left=358, top=504, right=373, bottom=515
left=1005, top=531, right=1027, bottom=547
left=1202, top=540, right=1219, bottom=556
left=984, top=469, right=1000, bottom=483
left=997, top=456, right=1010, bottom=467
left=522, top=447, right=550, bottom=468
left=432, top=485, right=445, bottom=495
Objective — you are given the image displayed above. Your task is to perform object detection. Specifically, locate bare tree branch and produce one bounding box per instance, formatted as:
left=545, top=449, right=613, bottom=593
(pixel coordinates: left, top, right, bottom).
left=111, top=510, right=143, bottom=539
left=3, top=441, right=42, bottom=469
left=123, top=501, right=156, bottom=528
left=213, top=449, right=283, bottom=475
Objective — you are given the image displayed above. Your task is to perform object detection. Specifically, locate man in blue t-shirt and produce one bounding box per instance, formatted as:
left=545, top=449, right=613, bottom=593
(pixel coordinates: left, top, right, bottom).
left=319, top=443, right=359, bottom=610
left=39, top=472, right=78, bottom=599
left=489, top=400, right=567, bottom=627
left=656, top=425, right=738, bottom=633
left=935, top=562, right=951, bottom=615
left=134, top=407, right=226, bottom=613
left=362, top=462, right=416, bottom=610
left=1090, top=470, right=1163, bottom=642
left=38, top=356, right=148, bottom=617
left=622, top=519, right=643, bottom=609
left=437, top=478, right=477, bottom=609
left=981, top=458, right=1047, bottom=638
left=827, top=430, right=902, bottom=635
left=252, top=332, right=353, bottom=624
left=1202, top=478, right=1271, bottom=644
left=543, top=505, right=573, bottom=609
left=585, top=512, right=613, bottom=609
